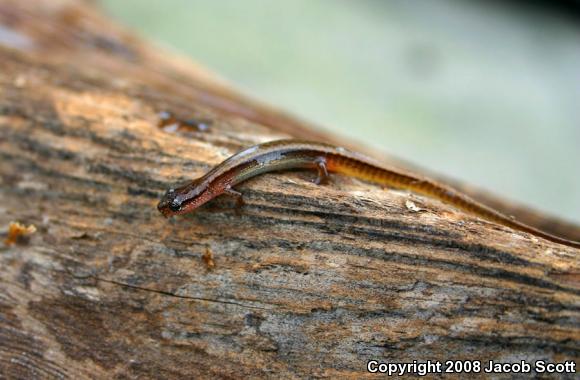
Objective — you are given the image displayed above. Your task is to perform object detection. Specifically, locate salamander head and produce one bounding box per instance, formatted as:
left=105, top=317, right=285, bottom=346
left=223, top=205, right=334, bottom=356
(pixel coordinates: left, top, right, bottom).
left=157, top=188, right=184, bottom=217
left=157, top=180, right=214, bottom=217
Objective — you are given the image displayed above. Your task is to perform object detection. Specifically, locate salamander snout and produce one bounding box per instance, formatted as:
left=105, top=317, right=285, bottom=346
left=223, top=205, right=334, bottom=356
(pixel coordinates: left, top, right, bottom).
left=157, top=189, right=183, bottom=217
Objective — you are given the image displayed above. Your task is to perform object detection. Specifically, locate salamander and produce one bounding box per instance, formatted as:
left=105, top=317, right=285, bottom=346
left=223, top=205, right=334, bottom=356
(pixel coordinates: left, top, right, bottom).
left=158, top=139, right=580, bottom=249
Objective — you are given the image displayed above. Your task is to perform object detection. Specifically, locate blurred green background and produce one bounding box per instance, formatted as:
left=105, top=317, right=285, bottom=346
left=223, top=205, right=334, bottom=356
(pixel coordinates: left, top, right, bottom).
left=102, top=0, right=580, bottom=223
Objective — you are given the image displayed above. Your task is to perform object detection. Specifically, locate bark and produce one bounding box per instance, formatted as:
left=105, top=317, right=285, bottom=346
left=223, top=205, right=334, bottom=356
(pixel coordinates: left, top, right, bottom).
left=0, top=1, right=579, bottom=379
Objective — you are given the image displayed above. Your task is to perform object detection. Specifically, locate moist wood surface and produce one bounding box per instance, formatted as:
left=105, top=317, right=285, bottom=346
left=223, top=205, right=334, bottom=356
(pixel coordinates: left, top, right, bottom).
left=0, top=1, right=579, bottom=379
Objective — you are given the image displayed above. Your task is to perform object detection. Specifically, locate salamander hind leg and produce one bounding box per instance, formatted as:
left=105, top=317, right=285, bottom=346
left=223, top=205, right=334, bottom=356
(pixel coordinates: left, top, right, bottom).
left=313, top=157, right=330, bottom=185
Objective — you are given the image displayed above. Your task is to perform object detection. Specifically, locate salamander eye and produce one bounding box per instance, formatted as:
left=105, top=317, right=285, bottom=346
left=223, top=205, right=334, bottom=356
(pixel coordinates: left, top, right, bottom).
left=169, top=199, right=182, bottom=212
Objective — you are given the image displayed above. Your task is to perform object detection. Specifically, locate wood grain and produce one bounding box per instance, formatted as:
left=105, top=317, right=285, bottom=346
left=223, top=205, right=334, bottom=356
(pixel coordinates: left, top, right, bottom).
left=0, top=1, right=579, bottom=378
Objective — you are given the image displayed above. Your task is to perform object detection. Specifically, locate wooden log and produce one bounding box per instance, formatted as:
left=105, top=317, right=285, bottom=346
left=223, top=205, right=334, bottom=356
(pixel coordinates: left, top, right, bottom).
left=0, top=1, right=578, bottom=378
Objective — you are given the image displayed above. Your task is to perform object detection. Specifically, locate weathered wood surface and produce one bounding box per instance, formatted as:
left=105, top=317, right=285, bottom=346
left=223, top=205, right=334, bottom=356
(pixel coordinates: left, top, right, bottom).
left=1, top=1, right=579, bottom=379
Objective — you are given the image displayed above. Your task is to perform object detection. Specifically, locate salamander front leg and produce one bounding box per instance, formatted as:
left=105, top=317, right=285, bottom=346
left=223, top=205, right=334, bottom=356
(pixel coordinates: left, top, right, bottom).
left=224, top=187, right=245, bottom=213
left=313, top=157, right=330, bottom=185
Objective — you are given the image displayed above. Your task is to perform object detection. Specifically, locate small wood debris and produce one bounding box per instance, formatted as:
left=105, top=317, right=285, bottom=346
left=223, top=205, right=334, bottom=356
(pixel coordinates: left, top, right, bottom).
left=405, top=199, right=424, bottom=212
left=4, top=222, right=36, bottom=246
left=202, top=246, right=215, bottom=270
left=157, top=111, right=211, bottom=133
